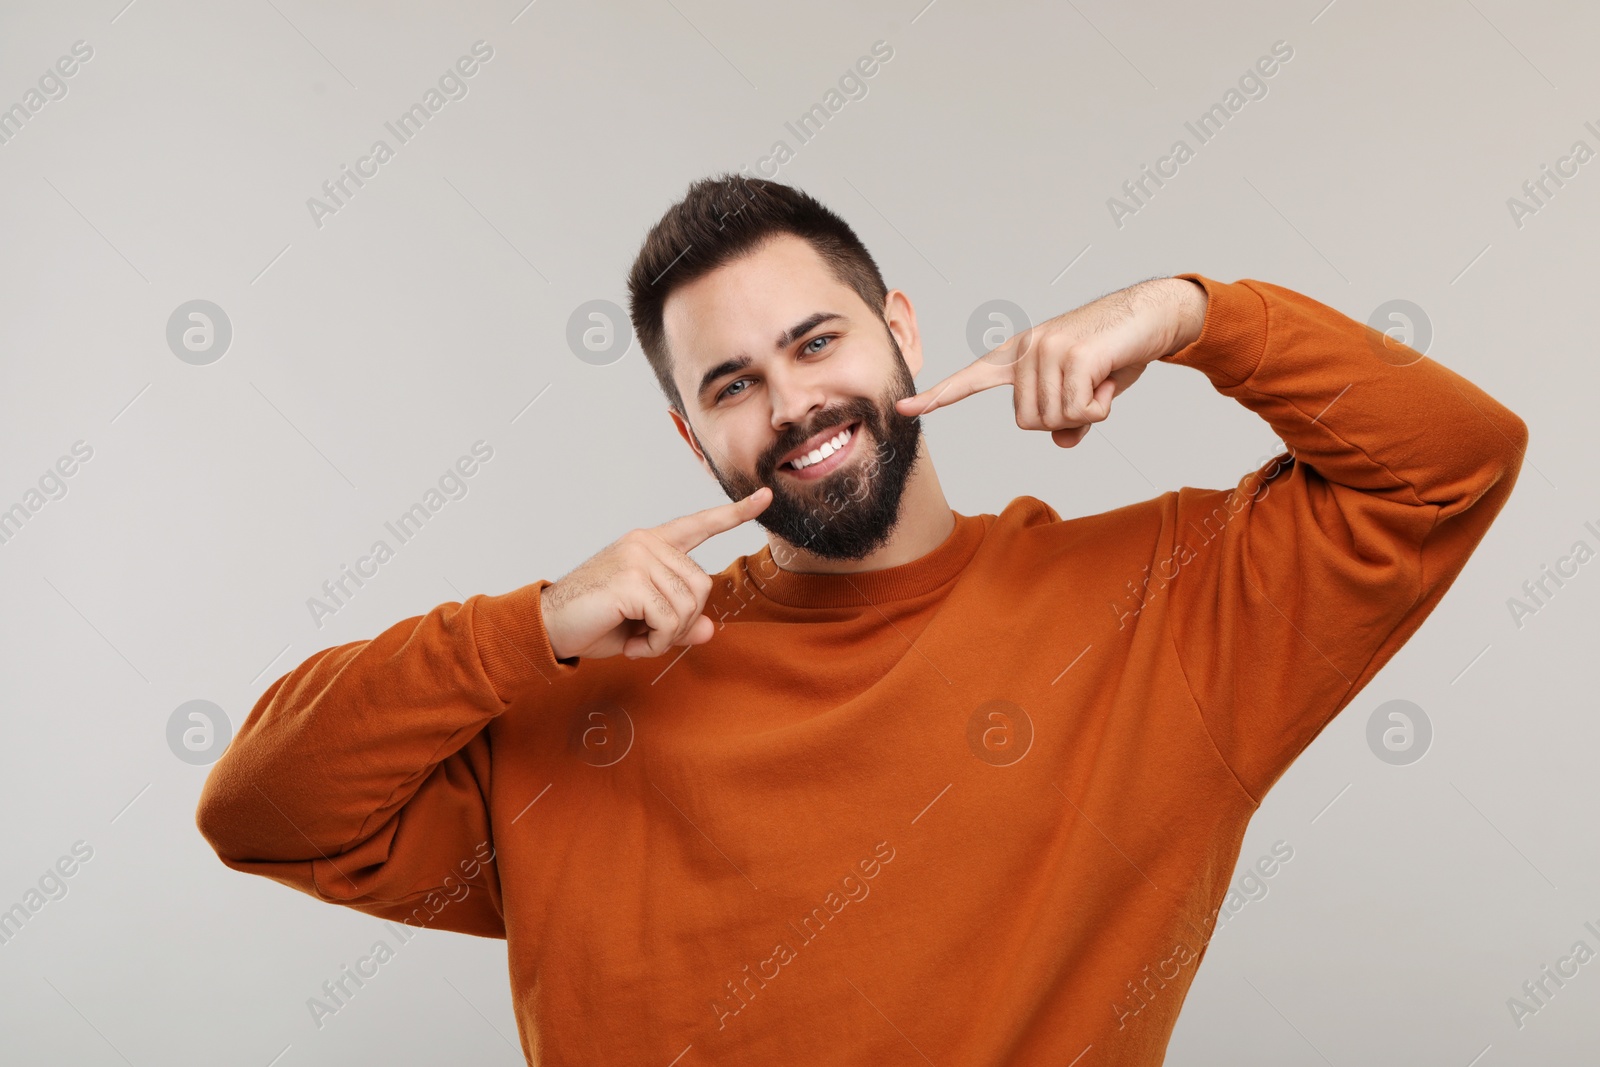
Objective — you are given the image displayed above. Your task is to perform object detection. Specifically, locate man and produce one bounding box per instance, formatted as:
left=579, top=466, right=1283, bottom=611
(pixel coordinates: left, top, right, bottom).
left=196, top=175, right=1527, bottom=1065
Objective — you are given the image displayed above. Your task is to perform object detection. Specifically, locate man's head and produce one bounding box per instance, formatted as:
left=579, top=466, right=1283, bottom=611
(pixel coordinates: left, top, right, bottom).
left=626, top=175, right=926, bottom=562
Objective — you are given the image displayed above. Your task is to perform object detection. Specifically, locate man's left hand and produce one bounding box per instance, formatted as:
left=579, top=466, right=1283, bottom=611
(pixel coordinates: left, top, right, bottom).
left=894, top=277, right=1207, bottom=448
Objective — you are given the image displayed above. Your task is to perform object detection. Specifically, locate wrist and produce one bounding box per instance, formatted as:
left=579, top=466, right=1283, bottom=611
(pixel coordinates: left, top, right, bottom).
left=1164, top=277, right=1207, bottom=357
left=539, top=585, right=571, bottom=662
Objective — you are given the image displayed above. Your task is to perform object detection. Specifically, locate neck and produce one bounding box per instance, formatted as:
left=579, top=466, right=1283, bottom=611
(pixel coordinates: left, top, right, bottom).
left=764, top=436, right=953, bottom=575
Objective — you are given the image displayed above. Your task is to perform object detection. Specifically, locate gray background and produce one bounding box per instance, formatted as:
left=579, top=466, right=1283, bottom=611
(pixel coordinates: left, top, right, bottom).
left=1, top=0, right=1594, bottom=1063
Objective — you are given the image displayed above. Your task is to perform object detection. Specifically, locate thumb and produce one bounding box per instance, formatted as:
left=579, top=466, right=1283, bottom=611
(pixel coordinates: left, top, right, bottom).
left=1067, top=374, right=1117, bottom=424
left=1090, top=377, right=1116, bottom=419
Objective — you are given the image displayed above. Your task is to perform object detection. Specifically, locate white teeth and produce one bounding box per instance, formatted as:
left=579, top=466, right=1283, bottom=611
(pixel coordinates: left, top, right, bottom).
left=789, top=424, right=853, bottom=470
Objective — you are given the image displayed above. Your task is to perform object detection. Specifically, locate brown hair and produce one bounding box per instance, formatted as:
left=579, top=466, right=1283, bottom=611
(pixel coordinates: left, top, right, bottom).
left=626, top=173, right=889, bottom=416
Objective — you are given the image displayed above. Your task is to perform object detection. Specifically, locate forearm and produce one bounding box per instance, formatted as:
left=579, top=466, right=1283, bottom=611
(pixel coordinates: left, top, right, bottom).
left=1159, top=274, right=1526, bottom=515
left=195, top=584, right=568, bottom=861
left=1156, top=275, right=1527, bottom=801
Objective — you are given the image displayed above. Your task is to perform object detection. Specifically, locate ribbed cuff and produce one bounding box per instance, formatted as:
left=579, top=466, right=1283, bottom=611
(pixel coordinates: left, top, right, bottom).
left=1159, top=274, right=1269, bottom=387
left=471, top=580, right=579, bottom=699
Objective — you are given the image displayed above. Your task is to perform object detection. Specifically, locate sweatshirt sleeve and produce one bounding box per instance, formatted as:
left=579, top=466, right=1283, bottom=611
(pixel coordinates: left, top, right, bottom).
left=1156, top=275, right=1527, bottom=805
left=194, top=579, right=578, bottom=938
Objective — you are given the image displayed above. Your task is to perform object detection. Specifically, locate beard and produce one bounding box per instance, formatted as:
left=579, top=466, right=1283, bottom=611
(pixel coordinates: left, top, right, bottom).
left=696, top=338, right=924, bottom=563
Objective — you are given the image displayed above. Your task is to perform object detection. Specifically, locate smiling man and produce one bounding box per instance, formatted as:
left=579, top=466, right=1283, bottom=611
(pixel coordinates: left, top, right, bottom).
left=196, top=174, right=1527, bottom=1065
left=646, top=220, right=939, bottom=570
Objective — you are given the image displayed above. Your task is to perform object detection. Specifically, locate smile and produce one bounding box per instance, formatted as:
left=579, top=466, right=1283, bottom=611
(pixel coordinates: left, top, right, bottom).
left=781, top=421, right=860, bottom=480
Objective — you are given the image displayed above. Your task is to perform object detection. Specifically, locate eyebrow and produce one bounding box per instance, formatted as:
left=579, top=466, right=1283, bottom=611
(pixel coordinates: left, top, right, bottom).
left=694, top=311, right=846, bottom=407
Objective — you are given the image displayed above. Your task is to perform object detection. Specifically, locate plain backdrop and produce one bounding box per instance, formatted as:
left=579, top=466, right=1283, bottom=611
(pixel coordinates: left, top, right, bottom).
left=1, top=1, right=1595, bottom=1063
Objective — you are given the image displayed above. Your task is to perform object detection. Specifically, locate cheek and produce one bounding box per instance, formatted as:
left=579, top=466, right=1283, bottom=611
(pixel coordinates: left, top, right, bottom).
left=722, top=416, right=772, bottom=471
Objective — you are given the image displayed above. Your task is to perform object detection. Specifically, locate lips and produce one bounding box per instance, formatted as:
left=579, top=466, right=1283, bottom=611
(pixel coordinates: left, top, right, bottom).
left=779, top=420, right=858, bottom=469
left=774, top=422, right=864, bottom=483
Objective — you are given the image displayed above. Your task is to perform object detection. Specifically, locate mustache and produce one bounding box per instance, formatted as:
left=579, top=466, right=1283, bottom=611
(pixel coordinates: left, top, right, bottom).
left=758, top=382, right=915, bottom=476
left=760, top=402, right=879, bottom=476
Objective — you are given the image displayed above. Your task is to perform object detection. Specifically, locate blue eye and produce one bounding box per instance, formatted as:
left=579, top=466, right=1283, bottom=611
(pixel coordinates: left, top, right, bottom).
left=716, top=336, right=835, bottom=403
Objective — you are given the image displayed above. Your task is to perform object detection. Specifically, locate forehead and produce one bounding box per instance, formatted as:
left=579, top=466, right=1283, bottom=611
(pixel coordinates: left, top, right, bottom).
left=663, top=233, right=858, bottom=376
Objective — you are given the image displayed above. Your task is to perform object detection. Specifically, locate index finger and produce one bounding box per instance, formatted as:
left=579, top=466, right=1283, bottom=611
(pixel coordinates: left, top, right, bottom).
left=651, top=486, right=772, bottom=554
left=893, top=346, right=1016, bottom=417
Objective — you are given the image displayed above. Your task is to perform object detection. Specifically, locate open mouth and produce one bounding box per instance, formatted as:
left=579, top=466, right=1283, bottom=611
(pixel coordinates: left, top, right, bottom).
left=780, top=420, right=861, bottom=480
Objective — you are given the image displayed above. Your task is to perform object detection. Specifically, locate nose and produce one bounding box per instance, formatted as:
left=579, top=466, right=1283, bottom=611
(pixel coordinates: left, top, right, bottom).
left=766, top=360, right=829, bottom=435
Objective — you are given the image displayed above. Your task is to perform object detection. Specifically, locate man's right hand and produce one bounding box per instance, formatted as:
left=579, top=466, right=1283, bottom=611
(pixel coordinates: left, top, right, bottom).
left=539, top=487, right=772, bottom=661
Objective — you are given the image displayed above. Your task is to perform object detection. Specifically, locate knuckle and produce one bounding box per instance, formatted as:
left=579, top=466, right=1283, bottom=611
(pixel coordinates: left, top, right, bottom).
left=675, top=552, right=712, bottom=590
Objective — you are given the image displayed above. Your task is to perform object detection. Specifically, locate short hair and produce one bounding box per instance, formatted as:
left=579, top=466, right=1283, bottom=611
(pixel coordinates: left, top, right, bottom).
left=626, top=173, right=889, bottom=416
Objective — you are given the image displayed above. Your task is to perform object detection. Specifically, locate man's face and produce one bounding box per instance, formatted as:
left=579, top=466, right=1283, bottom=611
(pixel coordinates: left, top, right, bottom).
left=664, top=233, right=925, bottom=562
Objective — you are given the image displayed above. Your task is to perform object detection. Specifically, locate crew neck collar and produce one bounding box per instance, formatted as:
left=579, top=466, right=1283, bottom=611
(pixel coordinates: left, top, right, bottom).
left=739, top=509, right=987, bottom=608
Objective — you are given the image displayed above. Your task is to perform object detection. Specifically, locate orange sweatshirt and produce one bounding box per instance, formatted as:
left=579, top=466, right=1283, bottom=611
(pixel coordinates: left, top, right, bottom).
left=196, top=274, right=1526, bottom=1065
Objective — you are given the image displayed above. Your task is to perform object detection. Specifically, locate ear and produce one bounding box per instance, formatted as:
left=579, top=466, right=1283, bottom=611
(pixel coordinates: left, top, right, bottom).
left=668, top=407, right=717, bottom=479
left=883, top=289, right=922, bottom=376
